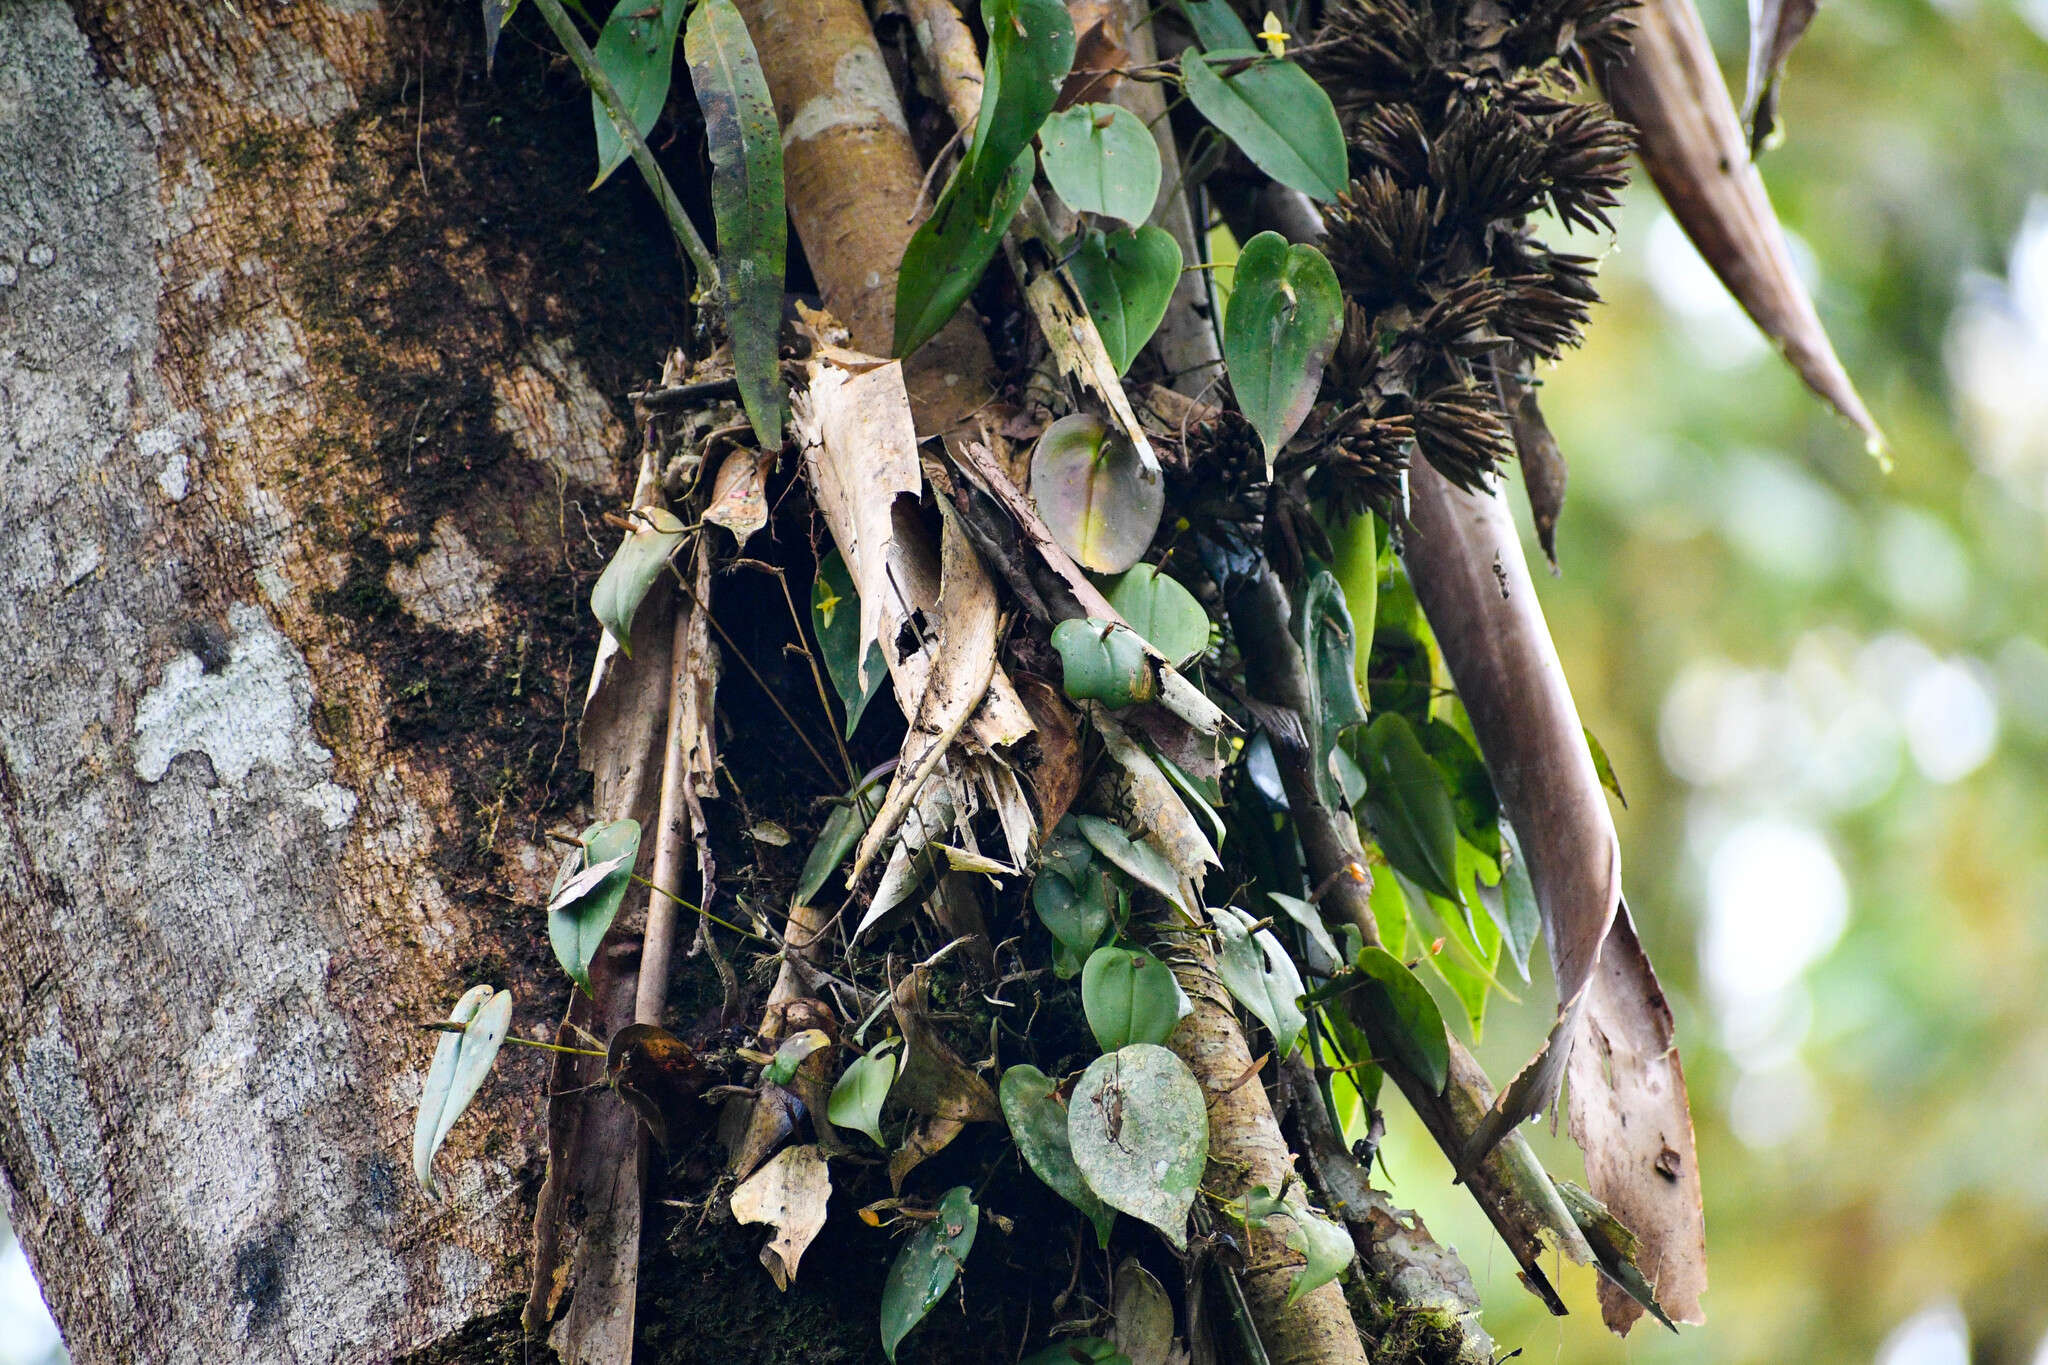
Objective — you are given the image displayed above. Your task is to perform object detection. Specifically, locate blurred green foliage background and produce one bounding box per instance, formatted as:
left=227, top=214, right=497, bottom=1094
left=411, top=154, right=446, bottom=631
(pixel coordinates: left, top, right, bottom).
left=1375, top=0, right=2048, bottom=1359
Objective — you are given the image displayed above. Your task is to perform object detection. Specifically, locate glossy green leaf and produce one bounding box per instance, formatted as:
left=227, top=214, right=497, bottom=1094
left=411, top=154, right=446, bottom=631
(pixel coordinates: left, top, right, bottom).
left=1052, top=618, right=1156, bottom=708
left=812, top=550, right=886, bottom=738
left=1040, top=104, right=1161, bottom=224
left=1367, top=862, right=1410, bottom=960
left=1301, top=569, right=1368, bottom=810
left=1068, top=1045, right=1208, bottom=1248
left=1350, top=945, right=1450, bottom=1094
left=413, top=985, right=514, bottom=1197
left=548, top=818, right=641, bottom=995
left=1034, top=863, right=1116, bottom=959
left=969, top=0, right=1077, bottom=182
left=894, top=0, right=1073, bottom=356
left=1210, top=905, right=1306, bottom=1057
left=827, top=1039, right=899, bottom=1145
left=591, top=505, right=687, bottom=652
left=1240, top=1186, right=1356, bottom=1307
left=1356, top=712, right=1463, bottom=904
left=1495, top=822, right=1541, bottom=981
left=1419, top=718, right=1500, bottom=862
left=1075, top=815, right=1188, bottom=917
left=1030, top=414, right=1165, bottom=573
left=1223, top=231, right=1345, bottom=465
left=590, top=0, right=687, bottom=187
left=1179, top=51, right=1348, bottom=202
left=1000, top=1064, right=1117, bottom=1246
left=796, top=775, right=883, bottom=904
left=894, top=145, right=1036, bottom=357
left=1081, top=943, right=1192, bottom=1051
left=1176, top=0, right=1255, bottom=49
left=1585, top=724, right=1628, bottom=807
left=1103, top=563, right=1209, bottom=668
left=686, top=0, right=786, bottom=446
left=1267, top=891, right=1344, bottom=978
left=1425, top=878, right=1504, bottom=1039
left=1067, top=227, right=1183, bottom=375
left=880, top=1185, right=980, bottom=1361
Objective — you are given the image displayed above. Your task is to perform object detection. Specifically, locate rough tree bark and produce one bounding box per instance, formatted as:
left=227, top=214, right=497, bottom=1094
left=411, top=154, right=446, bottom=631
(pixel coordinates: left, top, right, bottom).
left=0, top=2, right=687, bottom=1358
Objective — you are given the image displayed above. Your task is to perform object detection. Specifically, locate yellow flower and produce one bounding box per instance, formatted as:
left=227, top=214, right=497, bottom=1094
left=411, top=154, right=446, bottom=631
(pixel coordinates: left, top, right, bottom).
left=1256, top=10, right=1290, bottom=57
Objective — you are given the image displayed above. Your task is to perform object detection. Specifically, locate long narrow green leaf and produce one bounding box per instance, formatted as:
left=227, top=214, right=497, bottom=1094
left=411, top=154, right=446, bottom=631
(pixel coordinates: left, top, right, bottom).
left=590, top=0, right=687, bottom=188
left=685, top=0, right=787, bottom=446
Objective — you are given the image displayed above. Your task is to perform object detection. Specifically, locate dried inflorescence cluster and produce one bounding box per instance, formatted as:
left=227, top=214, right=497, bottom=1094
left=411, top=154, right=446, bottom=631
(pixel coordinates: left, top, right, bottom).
left=1306, top=0, right=1635, bottom=512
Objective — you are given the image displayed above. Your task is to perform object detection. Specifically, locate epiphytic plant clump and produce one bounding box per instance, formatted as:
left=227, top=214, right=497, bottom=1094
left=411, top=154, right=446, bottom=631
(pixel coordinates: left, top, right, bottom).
left=409, top=0, right=1883, bottom=1356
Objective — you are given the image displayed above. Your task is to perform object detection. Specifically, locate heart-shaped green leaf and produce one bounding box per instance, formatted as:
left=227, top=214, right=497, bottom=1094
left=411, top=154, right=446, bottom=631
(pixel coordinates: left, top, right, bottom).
left=1239, top=1186, right=1356, bottom=1306
left=1103, top=563, right=1209, bottom=667
left=548, top=818, right=642, bottom=995
left=880, top=1185, right=980, bottom=1361
left=1350, top=945, right=1449, bottom=1094
left=1179, top=51, right=1348, bottom=202
left=1040, top=104, right=1162, bottom=224
left=1210, top=905, right=1306, bottom=1058
left=812, top=549, right=887, bottom=739
left=412, top=985, right=514, bottom=1197
left=1000, top=1065, right=1116, bottom=1246
left=685, top=0, right=785, bottom=446
left=1067, top=227, right=1183, bottom=375
left=1224, top=231, right=1344, bottom=465
left=1068, top=1045, right=1208, bottom=1248
left=1030, top=414, right=1165, bottom=573
left=1355, top=712, right=1462, bottom=904
left=590, top=0, right=688, bottom=187
left=1081, top=943, right=1192, bottom=1051
left=1052, top=618, right=1157, bottom=708
left=1034, top=864, right=1116, bottom=959
left=1075, top=815, right=1187, bottom=917
left=827, top=1039, right=899, bottom=1145
left=591, top=505, right=687, bottom=652
left=895, top=145, right=1037, bottom=357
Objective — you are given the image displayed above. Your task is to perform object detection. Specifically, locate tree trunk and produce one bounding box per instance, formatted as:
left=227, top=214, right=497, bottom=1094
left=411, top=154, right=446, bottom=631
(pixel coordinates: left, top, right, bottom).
left=0, top=2, right=684, bottom=1358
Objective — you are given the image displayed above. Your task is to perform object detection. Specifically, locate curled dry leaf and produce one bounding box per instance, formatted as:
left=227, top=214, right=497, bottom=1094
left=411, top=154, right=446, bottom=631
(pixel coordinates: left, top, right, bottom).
left=702, top=446, right=776, bottom=545
left=1502, top=372, right=1568, bottom=571
left=1742, top=0, right=1818, bottom=154
left=730, top=1144, right=832, bottom=1291
left=795, top=358, right=1034, bottom=755
left=851, top=515, right=1002, bottom=886
left=1598, top=0, right=1882, bottom=454
left=413, top=985, right=513, bottom=1197
left=1402, top=459, right=1704, bottom=1330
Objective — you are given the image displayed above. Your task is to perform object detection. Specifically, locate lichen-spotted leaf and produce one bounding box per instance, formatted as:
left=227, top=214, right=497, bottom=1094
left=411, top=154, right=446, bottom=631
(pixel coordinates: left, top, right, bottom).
left=1068, top=1045, right=1207, bottom=1249
left=880, top=1185, right=980, bottom=1361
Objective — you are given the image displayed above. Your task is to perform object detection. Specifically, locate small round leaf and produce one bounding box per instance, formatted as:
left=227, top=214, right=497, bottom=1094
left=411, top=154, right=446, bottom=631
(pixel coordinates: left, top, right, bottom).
left=1081, top=943, right=1192, bottom=1052
left=1103, top=563, right=1210, bottom=667
left=1040, top=104, right=1162, bottom=224
left=1030, top=414, right=1164, bottom=573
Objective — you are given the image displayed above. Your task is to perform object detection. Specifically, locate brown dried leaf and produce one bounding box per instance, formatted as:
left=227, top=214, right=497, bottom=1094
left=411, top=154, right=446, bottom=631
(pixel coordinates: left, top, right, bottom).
left=703, top=446, right=775, bottom=545
left=851, top=514, right=1001, bottom=885
left=1742, top=0, right=1818, bottom=154
left=890, top=963, right=1002, bottom=1126
left=1503, top=374, right=1568, bottom=571
left=1599, top=0, right=1882, bottom=453
left=1401, top=458, right=1704, bottom=1332
left=731, top=1144, right=832, bottom=1290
